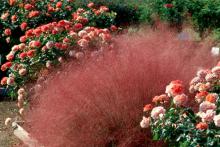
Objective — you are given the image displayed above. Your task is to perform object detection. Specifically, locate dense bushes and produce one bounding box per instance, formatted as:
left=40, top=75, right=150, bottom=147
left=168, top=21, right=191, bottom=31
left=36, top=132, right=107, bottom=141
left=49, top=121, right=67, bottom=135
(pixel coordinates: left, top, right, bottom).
left=139, top=0, right=220, bottom=35
left=0, top=2, right=116, bottom=100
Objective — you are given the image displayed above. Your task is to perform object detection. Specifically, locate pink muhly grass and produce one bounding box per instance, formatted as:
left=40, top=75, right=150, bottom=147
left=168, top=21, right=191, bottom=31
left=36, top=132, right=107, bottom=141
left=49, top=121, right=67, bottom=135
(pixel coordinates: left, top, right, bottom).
left=25, top=26, right=217, bottom=147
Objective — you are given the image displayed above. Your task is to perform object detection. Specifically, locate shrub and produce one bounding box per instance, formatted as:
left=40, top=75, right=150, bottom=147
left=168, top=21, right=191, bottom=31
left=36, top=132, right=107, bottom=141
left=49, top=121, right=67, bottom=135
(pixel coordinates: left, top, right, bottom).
left=0, top=3, right=116, bottom=99
left=74, top=0, right=142, bottom=26
left=0, top=1, right=116, bottom=80
left=139, top=0, right=220, bottom=35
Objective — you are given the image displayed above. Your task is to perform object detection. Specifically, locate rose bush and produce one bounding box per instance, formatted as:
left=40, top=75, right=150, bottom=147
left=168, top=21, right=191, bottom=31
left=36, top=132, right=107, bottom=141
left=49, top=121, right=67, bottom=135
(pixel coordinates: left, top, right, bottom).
left=0, top=3, right=117, bottom=102
left=0, top=1, right=116, bottom=80
left=141, top=62, right=220, bottom=146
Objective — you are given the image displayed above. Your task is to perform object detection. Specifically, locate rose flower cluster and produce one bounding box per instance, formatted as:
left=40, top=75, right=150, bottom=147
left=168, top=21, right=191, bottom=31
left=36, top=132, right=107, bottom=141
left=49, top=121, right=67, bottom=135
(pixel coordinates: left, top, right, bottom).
left=140, top=62, right=220, bottom=146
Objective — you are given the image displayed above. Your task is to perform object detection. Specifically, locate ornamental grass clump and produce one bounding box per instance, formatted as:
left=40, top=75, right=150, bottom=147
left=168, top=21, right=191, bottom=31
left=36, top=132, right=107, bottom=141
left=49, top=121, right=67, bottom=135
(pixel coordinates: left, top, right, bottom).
left=25, top=27, right=217, bottom=146
left=141, top=62, right=220, bottom=146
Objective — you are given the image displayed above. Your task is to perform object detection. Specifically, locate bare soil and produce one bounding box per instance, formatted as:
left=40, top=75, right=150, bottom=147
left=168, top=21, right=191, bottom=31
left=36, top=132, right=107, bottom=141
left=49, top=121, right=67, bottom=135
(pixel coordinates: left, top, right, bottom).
left=0, top=101, right=20, bottom=147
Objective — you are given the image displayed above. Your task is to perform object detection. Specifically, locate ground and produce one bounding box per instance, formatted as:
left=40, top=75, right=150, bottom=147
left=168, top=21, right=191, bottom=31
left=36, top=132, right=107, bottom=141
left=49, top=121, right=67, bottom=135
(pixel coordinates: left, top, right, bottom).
left=0, top=101, right=19, bottom=147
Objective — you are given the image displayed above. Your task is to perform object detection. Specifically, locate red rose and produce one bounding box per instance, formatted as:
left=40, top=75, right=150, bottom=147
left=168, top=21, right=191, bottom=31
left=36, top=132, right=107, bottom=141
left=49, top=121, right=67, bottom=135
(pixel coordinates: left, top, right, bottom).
left=27, top=50, right=35, bottom=58
left=19, top=52, right=27, bottom=59
left=24, top=4, right=33, bottom=10
left=33, top=41, right=41, bottom=48
left=87, top=2, right=94, bottom=8
left=74, top=23, right=83, bottom=30
left=56, top=2, right=62, bottom=8
left=6, top=54, right=14, bottom=61
left=25, top=29, right=34, bottom=37
left=99, top=6, right=109, bottom=12
left=55, top=43, right=62, bottom=49
left=143, top=104, right=153, bottom=112
left=11, top=15, right=17, bottom=22
left=20, top=22, right=28, bottom=30
left=48, top=6, right=55, bottom=13
left=1, top=65, right=7, bottom=71
left=20, top=36, right=27, bottom=42
left=28, top=11, right=40, bottom=18
left=196, top=122, right=208, bottom=130
left=33, top=28, right=42, bottom=37
left=4, top=28, right=11, bottom=36
left=1, top=77, right=8, bottom=85
left=164, top=4, right=173, bottom=8
left=4, top=62, right=12, bottom=68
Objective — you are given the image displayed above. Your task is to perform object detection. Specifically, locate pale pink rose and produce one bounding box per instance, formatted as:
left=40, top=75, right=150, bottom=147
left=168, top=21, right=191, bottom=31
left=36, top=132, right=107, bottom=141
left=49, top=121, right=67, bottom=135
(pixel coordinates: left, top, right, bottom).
left=19, top=68, right=27, bottom=76
left=212, top=66, right=220, bottom=76
left=78, top=39, right=89, bottom=48
left=18, top=88, right=25, bottom=95
left=46, top=41, right=54, bottom=49
left=196, top=69, right=209, bottom=79
left=5, top=118, right=12, bottom=126
left=88, top=31, right=96, bottom=39
left=12, top=45, right=19, bottom=52
left=46, top=61, right=52, bottom=69
left=205, top=73, right=218, bottom=82
left=69, top=50, right=76, bottom=57
left=69, top=31, right=78, bottom=39
left=214, top=114, right=220, bottom=127
left=18, top=43, right=26, bottom=50
left=1, top=12, right=9, bottom=21
left=58, top=57, right=64, bottom=63
left=19, top=108, right=24, bottom=116
left=198, top=83, right=211, bottom=92
left=190, top=77, right=203, bottom=85
left=199, top=110, right=216, bottom=122
left=78, top=30, right=87, bottom=37
left=140, top=116, right=151, bottom=128
left=173, top=94, right=188, bottom=107
left=194, top=82, right=203, bottom=91
left=151, top=106, right=166, bottom=120
left=199, top=101, right=216, bottom=112
left=6, top=37, right=10, bottom=43
left=7, top=77, right=15, bottom=85
left=18, top=94, right=24, bottom=102
left=189, top=85, right=196, bottom=93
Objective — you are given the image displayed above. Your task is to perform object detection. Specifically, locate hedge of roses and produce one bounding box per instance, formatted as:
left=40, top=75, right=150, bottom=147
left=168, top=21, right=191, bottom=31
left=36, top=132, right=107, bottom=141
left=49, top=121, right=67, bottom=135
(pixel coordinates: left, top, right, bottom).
left=0, top=2, right=117, bottom=105
left=141, top=62, right=220, bottom=146
left=0, top=0, right=117, bottom=80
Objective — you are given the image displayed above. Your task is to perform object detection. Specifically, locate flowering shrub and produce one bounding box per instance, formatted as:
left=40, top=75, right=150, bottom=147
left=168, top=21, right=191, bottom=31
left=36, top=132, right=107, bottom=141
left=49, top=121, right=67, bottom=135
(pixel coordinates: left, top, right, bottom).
left=0, top=1, right=116, bottom=80
left=0, top=3, right=117, bottom=100
left=141, top=62, right=220, bottom=146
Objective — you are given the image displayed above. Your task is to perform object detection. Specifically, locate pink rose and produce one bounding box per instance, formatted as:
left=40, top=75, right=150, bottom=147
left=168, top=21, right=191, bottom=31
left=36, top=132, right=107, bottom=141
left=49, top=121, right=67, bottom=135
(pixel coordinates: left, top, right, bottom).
left=173, top=94, right=188, bottom=107
left=199, top=101, right=216, bottom=112
left=140, top=117, right=151, bottom=128
left=151, top=106, right=166, bottom=120
left=198, top=110, right=216, bottom=122
left=214, top=114, right=220, bottom=127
